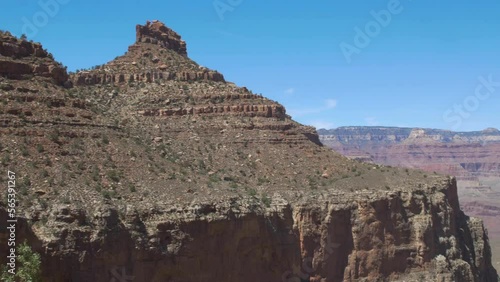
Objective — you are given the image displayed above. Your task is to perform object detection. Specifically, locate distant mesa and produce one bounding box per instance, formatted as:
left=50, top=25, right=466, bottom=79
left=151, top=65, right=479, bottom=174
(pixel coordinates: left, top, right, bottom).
left=483, top=127, right=500, bottom=133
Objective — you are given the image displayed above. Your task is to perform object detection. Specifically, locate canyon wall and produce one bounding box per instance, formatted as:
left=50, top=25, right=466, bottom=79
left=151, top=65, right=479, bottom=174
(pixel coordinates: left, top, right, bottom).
left=1, top=179, right=497, bottom=281
left=319, top=126, right=500, bottom=272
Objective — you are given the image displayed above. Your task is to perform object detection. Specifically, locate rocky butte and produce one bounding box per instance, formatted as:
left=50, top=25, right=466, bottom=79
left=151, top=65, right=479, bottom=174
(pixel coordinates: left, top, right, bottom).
left=0, top=22, right=498, bottom=281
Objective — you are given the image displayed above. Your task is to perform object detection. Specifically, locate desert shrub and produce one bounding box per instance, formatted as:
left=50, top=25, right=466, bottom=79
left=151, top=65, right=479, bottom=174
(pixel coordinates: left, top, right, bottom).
left=247, top=188, right=257, bottom=197
left=107, top=170, right=121, bottom=183
left=261, top=193, right=271, bottom=207
left=1, top=242, right=41, bottom=282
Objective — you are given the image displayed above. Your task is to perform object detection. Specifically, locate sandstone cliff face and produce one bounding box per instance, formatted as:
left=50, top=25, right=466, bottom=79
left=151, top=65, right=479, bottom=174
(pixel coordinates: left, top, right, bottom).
left=1, top=178, right=497, bottom=281
left=0, top=23, right=498, bottom=282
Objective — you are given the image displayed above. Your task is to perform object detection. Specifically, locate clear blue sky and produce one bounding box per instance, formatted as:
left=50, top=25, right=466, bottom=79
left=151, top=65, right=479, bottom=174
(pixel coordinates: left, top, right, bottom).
left=2, top=0, right=500, bottom=131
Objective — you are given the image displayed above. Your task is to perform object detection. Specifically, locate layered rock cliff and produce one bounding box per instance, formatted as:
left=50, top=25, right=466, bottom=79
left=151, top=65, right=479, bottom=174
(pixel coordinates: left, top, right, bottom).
left=0, top=24, right=498, bottom=281
left=0, top=31, right=68, bottom=85
left=319, top=126, right=500, bottom=272
left=0, top=178, right=498, bottom=281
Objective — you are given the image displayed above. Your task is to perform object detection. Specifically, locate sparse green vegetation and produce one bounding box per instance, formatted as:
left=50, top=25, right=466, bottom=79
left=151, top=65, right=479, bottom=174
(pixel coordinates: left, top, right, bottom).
left=1, top=242, right=41, bottom=282
left=102, top=135, right=110, bottom=145
left=43, top=157, right=52, bottom=167
left=129, top=183, right=137, bottom=193
left=95, top=184, right=102, bottom=193
left=21, top=177, right=31, bottom=191
left=28, top=162, right=38, bottom=169
left=261, top=193, right=271, bottom=207
left=36, top=144, right=44, bottom=153
left=48, top=130, right=60, bottom=143
left=77, top=161, right=85, bottom=171
left=209, top=173, right=220, bottom=183
left=247, top=188, right=257, bottom=197
left=307, top=175, right=318, bottom=189
left=62, top=163, right=70, bottom=171
left=1, top=154, right=10, bottom=165
left=91, top=166, right=100, bottom=181
left=107, top=170, right=121, bottom=182
left=102, top=189, right=117, bottom=199
left=257, top=177, right=270, bottom=186
left=198, top=160, right=207, bottom=173
left=20, top=146, right=29, bottom=157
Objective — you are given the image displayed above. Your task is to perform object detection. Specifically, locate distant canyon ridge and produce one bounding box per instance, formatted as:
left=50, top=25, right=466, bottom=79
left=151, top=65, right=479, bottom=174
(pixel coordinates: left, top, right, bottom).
left=319, top=126, right=500, bottom=269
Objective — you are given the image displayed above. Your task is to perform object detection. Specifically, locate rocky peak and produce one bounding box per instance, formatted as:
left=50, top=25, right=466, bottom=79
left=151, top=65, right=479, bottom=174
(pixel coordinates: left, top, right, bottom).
left=71, top=21, right=224, bottom=86
left=135, top=20, right=187, bottom=56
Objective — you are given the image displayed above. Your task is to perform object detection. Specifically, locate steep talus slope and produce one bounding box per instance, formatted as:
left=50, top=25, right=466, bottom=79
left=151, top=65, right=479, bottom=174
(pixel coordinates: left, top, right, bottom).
left=0, top=24, right=498, bottom=281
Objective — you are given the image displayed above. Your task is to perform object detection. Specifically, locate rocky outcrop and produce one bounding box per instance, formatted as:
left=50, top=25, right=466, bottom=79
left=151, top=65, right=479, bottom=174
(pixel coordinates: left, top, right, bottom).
left=136, top=20, right=187, bottom=56
left=71, top=69, right=224, bottom=86
left=138, top=104, right=287, bottom=118
left=1, top=178, right=497, bottom=281
left=0, top=31, right=68, bottom=85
